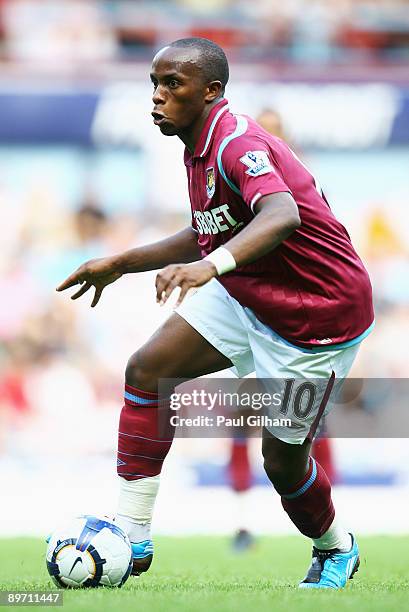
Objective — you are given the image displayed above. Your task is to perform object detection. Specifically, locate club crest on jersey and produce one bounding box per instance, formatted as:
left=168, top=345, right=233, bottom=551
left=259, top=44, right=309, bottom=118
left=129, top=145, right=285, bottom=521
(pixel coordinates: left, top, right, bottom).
left=206, top=167, right=216, bottom=198
left=239, top=150, right=274, bottom=177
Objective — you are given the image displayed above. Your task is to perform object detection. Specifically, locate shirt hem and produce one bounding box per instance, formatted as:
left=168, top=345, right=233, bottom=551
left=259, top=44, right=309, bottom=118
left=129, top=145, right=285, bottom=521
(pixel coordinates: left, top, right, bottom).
left=272, top=320, right=375, bottom=353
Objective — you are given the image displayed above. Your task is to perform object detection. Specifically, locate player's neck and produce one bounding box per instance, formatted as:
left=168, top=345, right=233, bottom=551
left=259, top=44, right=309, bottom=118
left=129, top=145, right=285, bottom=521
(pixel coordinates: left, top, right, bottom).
left=178, top=100, right=220, bottom=153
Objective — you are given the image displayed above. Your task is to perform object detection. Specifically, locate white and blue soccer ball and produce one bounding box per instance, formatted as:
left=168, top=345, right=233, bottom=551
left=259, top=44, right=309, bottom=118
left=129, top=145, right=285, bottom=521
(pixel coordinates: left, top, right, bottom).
left=46, top=515, right=132, bottom=588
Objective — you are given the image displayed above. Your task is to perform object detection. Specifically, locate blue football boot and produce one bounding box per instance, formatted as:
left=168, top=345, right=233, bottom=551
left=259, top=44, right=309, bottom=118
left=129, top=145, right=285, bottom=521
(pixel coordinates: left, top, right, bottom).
left=299, top=533, right=360, bottom=589
left=131, top=540, right=154, bottom=576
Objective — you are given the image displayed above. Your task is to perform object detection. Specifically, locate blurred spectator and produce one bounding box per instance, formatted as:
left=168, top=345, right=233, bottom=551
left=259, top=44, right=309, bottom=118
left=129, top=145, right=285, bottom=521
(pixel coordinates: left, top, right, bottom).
left=0, top=339, right=32, bottom=454
left=0, top=0, right=5, bottom=43
left=3, top=0, right=118, bottom=63
left=0, top=257, right=43, bottom=340
left=256, top=108, right=287, bottom=141
left=28, top=197, right=110, bottom=291
left=73, top=200, right=108, bottom=248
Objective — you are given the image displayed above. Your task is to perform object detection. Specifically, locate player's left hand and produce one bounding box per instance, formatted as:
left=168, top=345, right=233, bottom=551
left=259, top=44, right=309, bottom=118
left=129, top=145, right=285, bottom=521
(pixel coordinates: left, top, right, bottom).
left=155, top=260, right=217, bottom=307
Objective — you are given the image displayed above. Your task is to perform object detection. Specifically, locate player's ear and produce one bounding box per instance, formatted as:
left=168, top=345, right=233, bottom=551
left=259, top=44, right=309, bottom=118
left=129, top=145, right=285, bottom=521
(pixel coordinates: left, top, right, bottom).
left=205, top=81, right=223, bottom=103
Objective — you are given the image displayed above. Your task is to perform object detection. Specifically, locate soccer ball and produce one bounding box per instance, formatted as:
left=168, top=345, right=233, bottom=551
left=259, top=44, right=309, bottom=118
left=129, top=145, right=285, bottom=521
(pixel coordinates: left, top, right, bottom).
left=46, top=515, right=132, bottom=588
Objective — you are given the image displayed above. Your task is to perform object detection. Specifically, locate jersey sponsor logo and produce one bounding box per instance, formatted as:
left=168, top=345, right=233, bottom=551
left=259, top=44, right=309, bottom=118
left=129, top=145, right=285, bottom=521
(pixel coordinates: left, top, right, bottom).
left=193, top=204, right=238, bottom=235
left=239, top=150, right=274, bottom=177
left=206, top=167, right=216, bottom=198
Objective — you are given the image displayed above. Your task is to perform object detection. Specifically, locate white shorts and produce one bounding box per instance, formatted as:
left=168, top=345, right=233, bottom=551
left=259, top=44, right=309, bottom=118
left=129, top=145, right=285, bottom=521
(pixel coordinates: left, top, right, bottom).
left=176, top=279, right=360, bottom=444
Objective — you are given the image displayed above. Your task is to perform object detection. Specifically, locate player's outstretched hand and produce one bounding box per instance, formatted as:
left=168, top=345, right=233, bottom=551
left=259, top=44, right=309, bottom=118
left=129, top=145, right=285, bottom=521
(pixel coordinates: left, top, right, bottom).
left=156, top=261, right=217, bottom=307
left=56, top=257, right=123, bottom=307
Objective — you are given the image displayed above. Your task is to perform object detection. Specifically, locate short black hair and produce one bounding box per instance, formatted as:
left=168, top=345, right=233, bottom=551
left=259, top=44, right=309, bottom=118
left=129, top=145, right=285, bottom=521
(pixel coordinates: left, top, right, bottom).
left=169, top=37, right=229, bottom=94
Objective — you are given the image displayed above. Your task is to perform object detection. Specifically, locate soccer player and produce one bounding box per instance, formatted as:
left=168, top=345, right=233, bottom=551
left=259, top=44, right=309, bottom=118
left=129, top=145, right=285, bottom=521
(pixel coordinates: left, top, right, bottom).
left=57, top=38, right=374, bottom=588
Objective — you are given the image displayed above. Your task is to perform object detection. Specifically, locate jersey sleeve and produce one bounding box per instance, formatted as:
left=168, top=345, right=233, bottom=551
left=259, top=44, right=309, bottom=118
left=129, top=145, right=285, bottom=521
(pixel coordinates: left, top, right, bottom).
left=219, top=131, right=292, bottom=212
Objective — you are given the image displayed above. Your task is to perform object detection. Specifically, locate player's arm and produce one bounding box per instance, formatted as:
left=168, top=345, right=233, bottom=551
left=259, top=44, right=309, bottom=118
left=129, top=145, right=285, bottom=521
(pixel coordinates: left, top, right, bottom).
left=116, top=226, right=201, bottom=272
left=223, top=192, right=300, bottom=264
left=156, top=192, right=300, bottom=306
left=56, top=226, right=201, bottom=307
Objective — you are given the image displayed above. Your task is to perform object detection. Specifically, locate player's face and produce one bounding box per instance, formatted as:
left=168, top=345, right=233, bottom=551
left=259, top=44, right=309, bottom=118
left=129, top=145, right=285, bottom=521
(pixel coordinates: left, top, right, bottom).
left=150, top=47, right=212, bottom=137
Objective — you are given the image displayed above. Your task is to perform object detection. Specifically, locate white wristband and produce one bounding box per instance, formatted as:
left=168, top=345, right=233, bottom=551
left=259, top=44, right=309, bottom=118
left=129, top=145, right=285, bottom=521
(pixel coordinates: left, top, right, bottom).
left=204, top=247, right=237, bottom=276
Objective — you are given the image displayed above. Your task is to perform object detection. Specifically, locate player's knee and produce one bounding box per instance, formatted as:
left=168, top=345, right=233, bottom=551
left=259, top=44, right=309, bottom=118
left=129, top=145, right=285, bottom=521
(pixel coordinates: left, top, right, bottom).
left=125, top=343, right=177, bottom=392
left=262, top=446, right=297, bottom=490
left=125, top=349, right=157, bottom=391
left=262, top=454, right=285, bottom=487
left=263, top=450, right=311, bottom=492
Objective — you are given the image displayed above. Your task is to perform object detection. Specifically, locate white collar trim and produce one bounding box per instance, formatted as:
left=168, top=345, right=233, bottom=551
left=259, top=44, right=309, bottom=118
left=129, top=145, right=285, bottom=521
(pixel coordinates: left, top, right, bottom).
left=199, top=104, right=229, bottom=157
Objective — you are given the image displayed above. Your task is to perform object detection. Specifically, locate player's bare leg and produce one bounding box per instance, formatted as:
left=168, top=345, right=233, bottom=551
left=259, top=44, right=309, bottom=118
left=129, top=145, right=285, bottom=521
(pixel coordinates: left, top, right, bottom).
left=262, top=433, right=359, bottom=588
left=115, top=312, right=232, bottom=576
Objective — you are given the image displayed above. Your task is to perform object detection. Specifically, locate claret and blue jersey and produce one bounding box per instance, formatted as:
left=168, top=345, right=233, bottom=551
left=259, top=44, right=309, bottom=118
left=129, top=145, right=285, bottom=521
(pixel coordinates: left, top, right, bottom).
left=184, top=98, right=374, bottom=350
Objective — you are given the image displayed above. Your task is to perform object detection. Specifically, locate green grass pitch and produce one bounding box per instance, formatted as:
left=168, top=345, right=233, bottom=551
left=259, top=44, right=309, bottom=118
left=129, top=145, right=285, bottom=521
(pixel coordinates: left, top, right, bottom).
left=1, top=536, right=408, bottom=611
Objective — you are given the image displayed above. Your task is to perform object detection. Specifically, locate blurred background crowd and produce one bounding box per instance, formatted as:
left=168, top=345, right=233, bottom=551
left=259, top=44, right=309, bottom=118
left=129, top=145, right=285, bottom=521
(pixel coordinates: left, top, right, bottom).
left=1, top=0, right=409, bottom=64
left=0, top=0, right=408, bottom=537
